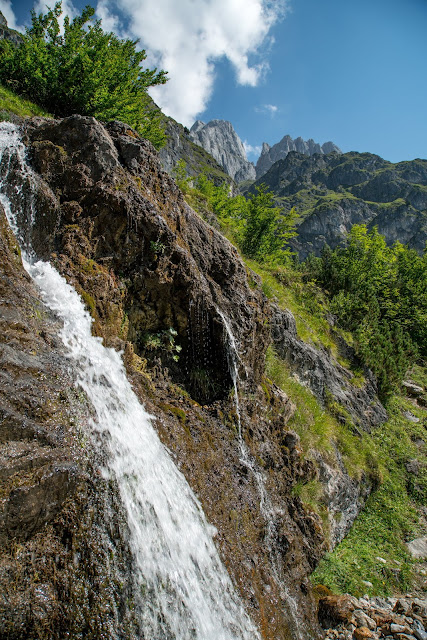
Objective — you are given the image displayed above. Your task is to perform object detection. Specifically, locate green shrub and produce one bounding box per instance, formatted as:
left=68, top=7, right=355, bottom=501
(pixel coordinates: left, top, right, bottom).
left=0, top=2, right=167, bottom=148
left=305, top=225, right=427, bottom=395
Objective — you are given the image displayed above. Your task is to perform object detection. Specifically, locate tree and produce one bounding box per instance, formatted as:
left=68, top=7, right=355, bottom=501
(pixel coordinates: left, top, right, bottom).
left=238, top=185, right=297, bottom=263
left=309, top=225, right=426, bottom=396
left=0, top=2, right=168, bottom=148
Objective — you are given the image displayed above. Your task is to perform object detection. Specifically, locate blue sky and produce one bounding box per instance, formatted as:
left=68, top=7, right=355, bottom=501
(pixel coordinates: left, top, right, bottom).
left=4, top=0, right=427, bottom=163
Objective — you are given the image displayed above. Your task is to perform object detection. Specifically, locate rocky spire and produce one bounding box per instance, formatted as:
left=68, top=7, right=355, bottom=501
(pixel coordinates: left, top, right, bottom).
left=189, top=119, right=256, bottom=182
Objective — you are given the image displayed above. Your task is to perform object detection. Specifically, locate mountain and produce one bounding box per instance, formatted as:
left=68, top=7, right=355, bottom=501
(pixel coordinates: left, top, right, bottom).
left=256, top=134, right=342, bottom=179
left=248, top=149, right=427, bottom=259
left=189, top=119, right=256, bottom=182
left=158, top=116, right=231, bottom=184
left=0, top=11, right=22, bottom=46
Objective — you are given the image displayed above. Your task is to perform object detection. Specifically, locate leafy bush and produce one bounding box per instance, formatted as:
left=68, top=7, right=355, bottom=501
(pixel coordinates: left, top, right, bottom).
left=0, top=2, right=167, bottom=148
left=191, top=174, right=297, bottom=264
left=238, top=185, right=298, bottom=263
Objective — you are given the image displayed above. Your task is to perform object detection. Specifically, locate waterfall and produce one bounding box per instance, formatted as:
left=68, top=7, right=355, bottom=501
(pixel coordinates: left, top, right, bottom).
left=0, top=121, right=260, bottom=640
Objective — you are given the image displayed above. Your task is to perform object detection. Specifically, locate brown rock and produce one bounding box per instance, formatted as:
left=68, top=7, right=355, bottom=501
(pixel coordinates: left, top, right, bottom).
left=319, top=595, right=356, bottom=627
left=353, top=627, right=374, bottom=640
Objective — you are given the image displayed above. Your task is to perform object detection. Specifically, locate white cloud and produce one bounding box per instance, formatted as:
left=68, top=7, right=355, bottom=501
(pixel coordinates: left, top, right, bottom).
left=95, top=0, right=287, bottom=126
left=243, top=141, right=262, bottom=158
left=255, top=103, right=279, bottom=116
left=0, top=0, right=17, bottom=29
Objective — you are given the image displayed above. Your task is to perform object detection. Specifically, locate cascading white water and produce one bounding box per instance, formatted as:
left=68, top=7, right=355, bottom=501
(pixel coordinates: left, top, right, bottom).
left=0, top=121, right=260, bottom=640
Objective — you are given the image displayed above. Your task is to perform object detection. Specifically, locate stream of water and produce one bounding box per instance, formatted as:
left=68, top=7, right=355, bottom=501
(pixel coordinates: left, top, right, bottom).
left=0, top=121, right=260, bottom=640
left=218, top=308, right=302, bottom=640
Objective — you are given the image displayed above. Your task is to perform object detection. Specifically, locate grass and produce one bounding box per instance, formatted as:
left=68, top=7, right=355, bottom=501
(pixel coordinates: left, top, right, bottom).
left=312, top=364, right=427, bottom=596
left=267, top=345, right=427, bottom=596
left=265, top=347, right=379, bottom=481
left=0, top=84, right=51, bottom=119
left=244, top=258, right=352, bottom=357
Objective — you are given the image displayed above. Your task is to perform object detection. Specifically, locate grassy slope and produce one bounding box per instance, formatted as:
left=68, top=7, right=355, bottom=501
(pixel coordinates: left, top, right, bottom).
left=260, top=264, right=427, bottom=596
left=0, top=84, right=51, bottom=119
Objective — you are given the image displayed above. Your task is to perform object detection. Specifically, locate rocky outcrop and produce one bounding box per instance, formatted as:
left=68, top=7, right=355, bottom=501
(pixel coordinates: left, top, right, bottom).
left=319, top=594, right=427, bottom=640
left=270, top=306, right=386, bottom=432
left=0, top=114, right=330, bottom=639
left=270, top=305, right=386, bottom=546
left=256, top=135, right=341, bottom=179
left=249, top=151, right=427, bottom=259
left=190, top=119, right=256, bottom=182
left=0, top=12, right=23, bottom=46
left=158, top=115, right=231, bottom=184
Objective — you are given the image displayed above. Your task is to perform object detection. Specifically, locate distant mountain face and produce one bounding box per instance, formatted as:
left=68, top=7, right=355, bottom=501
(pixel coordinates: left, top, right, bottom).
left=249, top=150, right=427, bottom=259
left=256, top=135, right=342, bottom=179
left=158, top=117, right=231, bottom=185
left=0, top=11, right=23, bottom=46
left=189, top=120, right=256, bottom=182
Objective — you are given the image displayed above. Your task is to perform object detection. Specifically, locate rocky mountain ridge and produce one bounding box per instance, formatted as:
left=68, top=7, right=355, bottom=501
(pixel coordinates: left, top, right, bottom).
left=0, top=11, right=22, bottom=46
left=158, top=115, right=231, bottom=184
left=256, top=135, right=342, bottom=179
left=248, top=150, right=427, bottom=258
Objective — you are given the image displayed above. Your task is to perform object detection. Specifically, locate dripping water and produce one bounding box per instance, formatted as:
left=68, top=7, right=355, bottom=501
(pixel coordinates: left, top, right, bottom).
left=0, top=121, right=260, bottom=640
left=218, top=308, right=303, bottom=639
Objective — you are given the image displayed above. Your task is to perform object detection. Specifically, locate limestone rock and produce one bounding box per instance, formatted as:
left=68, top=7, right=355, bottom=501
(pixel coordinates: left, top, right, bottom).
left=402, top=381, right=424, bottom=397
left=406, top=536, right=427, bottom=560
left=318, top=595, right=356, bottom=627
left=158, top=116, right=231, bottom=185
left=0, top=11, right=23, bottom=46
left=255, top=133, right=341, bottom=178
left=189, top=119, right=256, bottom=182
left=353, top=627, right=374, bottom=640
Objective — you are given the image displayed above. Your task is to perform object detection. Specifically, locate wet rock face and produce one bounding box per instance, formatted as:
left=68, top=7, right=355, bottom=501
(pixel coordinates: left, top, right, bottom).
left=0, top=114, right=328, bottom=638
left=0, top=204, right=140, bottom=639
left=26, top=115, right=269, bottom=403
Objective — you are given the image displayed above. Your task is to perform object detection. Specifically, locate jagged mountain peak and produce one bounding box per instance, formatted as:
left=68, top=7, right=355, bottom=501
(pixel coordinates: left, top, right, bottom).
left=256, top=133, right=341, bottom=179
left=189, top=119, right=256, bottom=183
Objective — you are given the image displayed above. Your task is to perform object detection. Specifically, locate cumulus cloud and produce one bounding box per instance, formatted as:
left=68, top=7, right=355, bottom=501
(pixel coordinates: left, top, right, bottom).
left=243, top=141, right=262, bottom=158
left=95, top=0, right=287, bottom=126
left=0, top=0, right=18, bottom=29
left=255, top=103, right=279, bottom=116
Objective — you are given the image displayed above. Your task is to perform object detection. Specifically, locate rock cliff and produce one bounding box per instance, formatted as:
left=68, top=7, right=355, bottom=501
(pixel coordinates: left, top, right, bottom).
left=189, top=119, right=256, bottom=182
left=249, top=150, right=427, bottom=259
left=0, top=114, right=331, bottom=639
left=256, top=135, right=341, bottom=179
left=158, top=115, right=231, bottom=184
left=0, top=12, right=22, bottom=47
